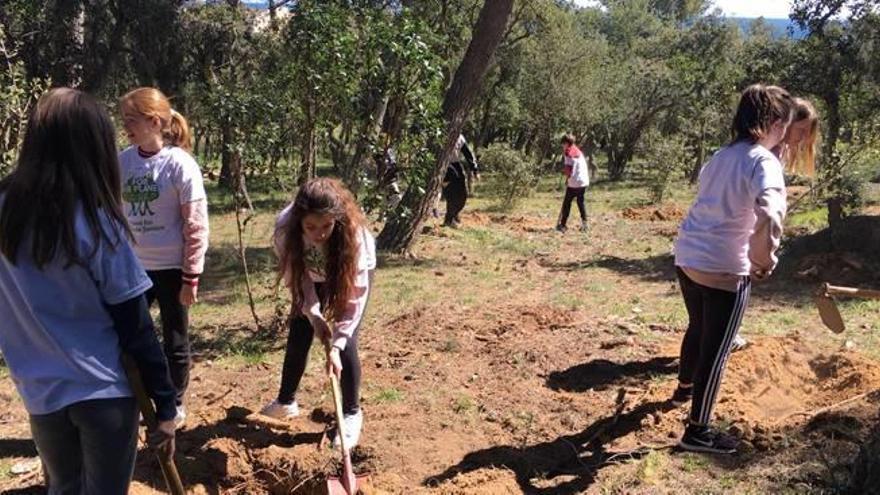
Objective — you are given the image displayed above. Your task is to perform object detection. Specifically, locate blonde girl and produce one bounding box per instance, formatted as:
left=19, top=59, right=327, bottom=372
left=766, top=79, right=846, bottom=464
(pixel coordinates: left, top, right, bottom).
left=118, top=87, right=209, bottom=428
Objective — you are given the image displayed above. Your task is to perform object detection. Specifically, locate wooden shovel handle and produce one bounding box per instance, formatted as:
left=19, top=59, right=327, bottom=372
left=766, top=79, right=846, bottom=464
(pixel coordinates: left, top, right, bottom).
left=121, top=355, right=186, bottom=495
left=825, top=283, right=880, bottom=300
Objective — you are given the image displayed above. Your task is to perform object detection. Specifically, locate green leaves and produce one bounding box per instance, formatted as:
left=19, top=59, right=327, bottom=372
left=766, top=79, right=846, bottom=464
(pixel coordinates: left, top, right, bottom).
left=0, top=24, right=51, bottom=176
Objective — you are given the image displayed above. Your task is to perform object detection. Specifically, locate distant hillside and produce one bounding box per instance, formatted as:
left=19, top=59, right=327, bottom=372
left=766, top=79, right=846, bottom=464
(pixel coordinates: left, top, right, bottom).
left=238, top=2, right=808, bottom=39
left=731, top=17, right=807, bottom=39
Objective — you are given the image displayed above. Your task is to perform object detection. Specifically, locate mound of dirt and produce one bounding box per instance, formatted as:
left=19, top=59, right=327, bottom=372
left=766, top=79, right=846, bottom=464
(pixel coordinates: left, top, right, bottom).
left=433, top=468, right=520, bottom=494
left=461, top=212, right=492, bottom=226
left=598, top=335, right=880, bottom=456
left=783, top=215, right=880, bottom=263
left=621, top=204, right=685, bottom=222
left=714, top=336, right=880, bottom=428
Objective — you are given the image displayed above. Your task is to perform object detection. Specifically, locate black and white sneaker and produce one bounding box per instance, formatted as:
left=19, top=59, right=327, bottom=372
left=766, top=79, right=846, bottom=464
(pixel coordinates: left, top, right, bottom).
left=678, top=424, right=738, bottom=454
left=670, top=385, right=693, bottom=406
left=730, top=335, right=749, bottom=353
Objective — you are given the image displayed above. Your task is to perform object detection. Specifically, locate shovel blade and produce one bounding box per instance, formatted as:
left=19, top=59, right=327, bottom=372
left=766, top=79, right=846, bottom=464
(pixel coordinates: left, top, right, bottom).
left=326, top=478, right=350, bottom=495
left=815, top=293, right=845, bottom=333
left=326, top=474, right=369, bottom=495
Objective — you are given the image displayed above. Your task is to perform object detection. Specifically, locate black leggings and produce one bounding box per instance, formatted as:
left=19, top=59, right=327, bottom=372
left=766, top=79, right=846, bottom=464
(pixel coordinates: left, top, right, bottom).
left=277, top=280, right=370, bottom=415
left=676, top=268, right=751, bottom=426
left=146, top=269, right=190, bottom=407
left=558, top=186, right=587, bottom=228
left=443, top=162, right=468, bottom=225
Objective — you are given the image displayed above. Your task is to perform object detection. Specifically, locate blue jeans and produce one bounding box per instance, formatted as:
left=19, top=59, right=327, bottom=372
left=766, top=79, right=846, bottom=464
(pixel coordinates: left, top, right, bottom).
left=29, top=397, right=139, bottom=495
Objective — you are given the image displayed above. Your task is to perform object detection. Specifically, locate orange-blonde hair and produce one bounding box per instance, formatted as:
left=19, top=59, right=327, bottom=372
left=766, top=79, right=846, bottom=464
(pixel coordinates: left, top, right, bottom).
left=781, top=97, right=820, bottom=177
left=119, top=87, right=192, bottom=151
left=275, top=178, right=366, bottom=321
left=731, top=84, right=795, bottom=144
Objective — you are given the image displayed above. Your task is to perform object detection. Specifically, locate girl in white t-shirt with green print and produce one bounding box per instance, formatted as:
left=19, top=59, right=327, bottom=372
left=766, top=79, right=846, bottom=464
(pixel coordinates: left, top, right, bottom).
left=118, top=87, right=209, bottom=428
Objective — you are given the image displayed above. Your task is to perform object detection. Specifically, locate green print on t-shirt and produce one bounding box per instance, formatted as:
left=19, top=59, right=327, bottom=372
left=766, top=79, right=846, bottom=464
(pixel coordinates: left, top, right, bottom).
left=123, top=175, right=159, bottom=216
left=305, top=244, right=327, bottom=279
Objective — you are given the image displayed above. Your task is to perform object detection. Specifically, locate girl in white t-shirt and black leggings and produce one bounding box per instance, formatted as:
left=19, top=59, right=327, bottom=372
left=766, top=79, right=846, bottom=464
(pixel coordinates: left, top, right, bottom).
left=118, top=87, right=210, bottom=428
left=261, top=178, right=376, bottom=450
left=556, top=133, right=590, bottom=233
left=672, top=84, right=794, bottom=454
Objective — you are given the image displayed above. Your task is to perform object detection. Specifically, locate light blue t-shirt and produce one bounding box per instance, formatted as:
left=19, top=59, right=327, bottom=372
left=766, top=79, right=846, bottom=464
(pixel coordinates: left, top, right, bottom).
left=0, top=204, right=153, bottom=415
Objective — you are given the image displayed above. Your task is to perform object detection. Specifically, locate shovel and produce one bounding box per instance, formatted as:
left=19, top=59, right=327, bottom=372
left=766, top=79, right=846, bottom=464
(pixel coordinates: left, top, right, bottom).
left=121, top=355, right=186, bottom=495
left=323, top=343, right=369, bottom=495
left=815, top=283, right=880, bottom=333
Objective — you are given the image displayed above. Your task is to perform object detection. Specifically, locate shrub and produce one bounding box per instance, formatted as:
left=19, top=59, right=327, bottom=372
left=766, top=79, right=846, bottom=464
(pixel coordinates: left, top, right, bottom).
left=479, top=143, right=539, bottom=210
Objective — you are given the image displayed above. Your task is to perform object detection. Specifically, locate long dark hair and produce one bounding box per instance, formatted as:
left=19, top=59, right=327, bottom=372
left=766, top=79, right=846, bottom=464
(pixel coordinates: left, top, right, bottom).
left=0, top=88, right=131, bottom=268
left=275, top=178, right=366, bottom=321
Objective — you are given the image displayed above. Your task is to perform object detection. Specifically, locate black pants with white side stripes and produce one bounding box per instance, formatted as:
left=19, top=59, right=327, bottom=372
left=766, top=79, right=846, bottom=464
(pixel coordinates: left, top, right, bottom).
left=676, top=267, right=751, bottom=426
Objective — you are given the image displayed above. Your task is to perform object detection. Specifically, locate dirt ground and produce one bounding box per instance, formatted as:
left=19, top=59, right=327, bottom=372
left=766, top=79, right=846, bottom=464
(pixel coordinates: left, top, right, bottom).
left=2, top=180, right=880, bottom=494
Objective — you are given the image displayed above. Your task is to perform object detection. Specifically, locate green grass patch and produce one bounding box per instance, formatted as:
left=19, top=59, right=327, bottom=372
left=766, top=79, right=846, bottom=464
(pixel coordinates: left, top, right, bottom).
left=680, top=453, right=708, bottom=473
left=452, top=395, right=476, bottom=414
left=372, top=388, right=405, bottom=404
left=788, top=205, right=828, bottom=231
left=636, top=450, right=670, bottom=485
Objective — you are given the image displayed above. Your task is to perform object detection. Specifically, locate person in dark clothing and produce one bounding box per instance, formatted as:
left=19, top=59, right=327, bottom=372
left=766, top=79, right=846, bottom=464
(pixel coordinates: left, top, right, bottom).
left=442, top=134, right=479, bottom=227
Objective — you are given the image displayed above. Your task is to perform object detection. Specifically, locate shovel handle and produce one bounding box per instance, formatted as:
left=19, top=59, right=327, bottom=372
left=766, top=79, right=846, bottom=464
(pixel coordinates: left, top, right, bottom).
left=825, top=283, right=880, bottom=300
left=324, top=341, right=358, bottom=495
left=121, top=355, right=186, bottom=495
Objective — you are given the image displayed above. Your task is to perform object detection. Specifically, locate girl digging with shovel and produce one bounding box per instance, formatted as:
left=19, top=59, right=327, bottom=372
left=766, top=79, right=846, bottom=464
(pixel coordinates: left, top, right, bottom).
left=671, top=84, right=795, bottom=454
left=729, top=96, right=820, bottom=352
left=262, top=178, right=376, bottom=454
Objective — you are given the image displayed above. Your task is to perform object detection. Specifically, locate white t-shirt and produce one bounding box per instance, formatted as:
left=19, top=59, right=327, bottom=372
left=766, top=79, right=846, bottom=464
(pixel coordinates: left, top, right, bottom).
left=674, top=141, right=786, bottom=276
left=274, top=204, right=377, bottom=283
left=565, top=153, right=590, bottom=188
left=119, top=146, right=207, bottom=270
left=273, top=204, right=377, bottom=349
left=453, top=134, right=468, bottom=163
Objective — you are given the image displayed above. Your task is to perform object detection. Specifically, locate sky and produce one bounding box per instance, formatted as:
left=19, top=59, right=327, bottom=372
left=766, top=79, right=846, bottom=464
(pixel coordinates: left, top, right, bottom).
left=573, top=0, right=794, bottom=18
left=711, top=0, right=792, bottom=18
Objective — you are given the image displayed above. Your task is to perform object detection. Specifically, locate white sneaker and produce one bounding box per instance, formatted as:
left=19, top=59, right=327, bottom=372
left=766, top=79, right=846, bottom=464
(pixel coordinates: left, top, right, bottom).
left=174, top=406, right=187, bottom=429
left=260, top=400, right=300, bottom=419
left=333, top=409, right=363, bottom=449
left=731, top=335, right=749, bottom=353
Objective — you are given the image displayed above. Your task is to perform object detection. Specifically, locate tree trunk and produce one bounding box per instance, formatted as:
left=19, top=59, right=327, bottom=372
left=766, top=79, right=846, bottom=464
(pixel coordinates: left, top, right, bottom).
left=341, top=93, right=388, bottom=192
left=689, top=119, right=706, bottom=184
left=47, top=0, right=84, bottom=87
left=219, top=121, right=253, bottom=209
left=606, top=145, right=623, bottom=181
left=377, top=0, right=515, bottom=253
left=476, top=79, right=501, bottom=149
left=298, top=100, right=317, bottom=186
left=823, top=91, right=843, bottom=227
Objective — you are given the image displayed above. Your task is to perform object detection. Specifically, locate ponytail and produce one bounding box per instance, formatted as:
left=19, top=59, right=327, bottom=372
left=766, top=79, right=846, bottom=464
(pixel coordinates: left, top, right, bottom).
left=166, top=109, right=192, bottom=151
left=120, top=87, right=191, bottom=151
left=783, top=97, right=819, bottom=177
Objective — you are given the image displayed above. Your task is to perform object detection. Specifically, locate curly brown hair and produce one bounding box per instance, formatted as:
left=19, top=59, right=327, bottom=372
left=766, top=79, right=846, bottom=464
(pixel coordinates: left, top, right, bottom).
left=276, top=178, right=366, bottom=321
